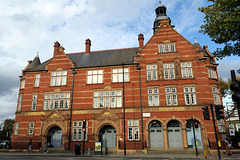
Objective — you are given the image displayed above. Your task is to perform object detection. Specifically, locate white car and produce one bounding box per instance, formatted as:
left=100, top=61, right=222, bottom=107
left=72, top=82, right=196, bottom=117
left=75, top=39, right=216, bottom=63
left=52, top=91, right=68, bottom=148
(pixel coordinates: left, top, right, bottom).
left=0, top=141, right=8, bottom=148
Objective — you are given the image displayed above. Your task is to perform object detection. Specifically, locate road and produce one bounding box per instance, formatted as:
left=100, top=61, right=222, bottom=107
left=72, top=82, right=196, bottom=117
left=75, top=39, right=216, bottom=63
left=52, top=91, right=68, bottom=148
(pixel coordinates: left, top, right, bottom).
left=0, top=155, right=203, bottom=160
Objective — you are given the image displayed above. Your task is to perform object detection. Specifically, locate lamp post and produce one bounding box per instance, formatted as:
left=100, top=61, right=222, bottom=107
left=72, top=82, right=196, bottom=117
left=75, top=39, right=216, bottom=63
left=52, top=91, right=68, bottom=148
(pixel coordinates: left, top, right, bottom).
left=136, top=64, right=144, bottom=150
left=122, top=63, right=126, bottom=155
left=68, top=67, right=76, bottom=151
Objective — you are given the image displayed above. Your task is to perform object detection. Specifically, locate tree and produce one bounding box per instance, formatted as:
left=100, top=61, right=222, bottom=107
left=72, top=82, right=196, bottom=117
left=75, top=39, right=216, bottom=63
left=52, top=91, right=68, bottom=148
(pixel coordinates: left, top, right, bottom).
left=219, top=78, right=229, bottom=97
left=199, top=0, right=240, bottom=60
left=0, top=119, right=14, bottom=140
left=237, top=69, right=240, bottom=75
left=219, top=75, right=240, bottom=97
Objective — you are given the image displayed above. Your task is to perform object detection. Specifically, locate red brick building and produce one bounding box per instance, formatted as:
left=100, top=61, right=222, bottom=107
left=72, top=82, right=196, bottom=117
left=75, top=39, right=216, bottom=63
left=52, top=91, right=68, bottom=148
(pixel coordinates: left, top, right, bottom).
left=12, top=3, right=225, bottom=152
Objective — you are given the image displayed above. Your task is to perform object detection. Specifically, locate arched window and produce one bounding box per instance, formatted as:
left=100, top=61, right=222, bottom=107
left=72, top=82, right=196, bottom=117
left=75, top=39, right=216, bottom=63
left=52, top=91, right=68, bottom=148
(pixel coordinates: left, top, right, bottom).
left=167, top=120, right=180, bottom=127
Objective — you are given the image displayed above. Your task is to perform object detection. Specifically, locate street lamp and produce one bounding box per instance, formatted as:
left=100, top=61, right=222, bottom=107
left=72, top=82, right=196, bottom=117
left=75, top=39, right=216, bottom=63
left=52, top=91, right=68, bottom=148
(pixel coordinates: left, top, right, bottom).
left=68, top=66, right=76, bottom=151
left=122, top=63, right=126, bottom=155
left=136, top=64, right=144, bottom=150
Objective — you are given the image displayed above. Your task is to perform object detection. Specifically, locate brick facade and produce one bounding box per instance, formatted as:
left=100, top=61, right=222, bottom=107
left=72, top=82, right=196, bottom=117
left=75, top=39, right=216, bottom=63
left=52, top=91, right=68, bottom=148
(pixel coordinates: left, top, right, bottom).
left=12, top=3, right=226, bottom=152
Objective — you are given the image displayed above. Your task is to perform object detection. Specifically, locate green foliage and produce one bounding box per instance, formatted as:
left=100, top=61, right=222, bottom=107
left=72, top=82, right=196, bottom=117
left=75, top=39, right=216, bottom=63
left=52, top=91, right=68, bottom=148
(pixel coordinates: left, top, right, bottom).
left=237, top=69, right=240, bottom=75
left=219, top=78, right=229, bottom=97
left=219, top=76, right=240, bottom=97
left=199, top=0, right=240, bottom=60
left=0, top=119, right=15, bottom=140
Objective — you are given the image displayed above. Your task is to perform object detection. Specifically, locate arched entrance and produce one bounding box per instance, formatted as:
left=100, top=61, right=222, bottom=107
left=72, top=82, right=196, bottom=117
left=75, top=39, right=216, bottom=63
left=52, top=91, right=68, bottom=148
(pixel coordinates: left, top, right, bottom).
left=47, top=126, right=63, bottom=148
left=186, top=119, right=203, bottom=148
left=167, top=120, right=183, bottom=148
left=149, top=120, right=164, bottom=148
left=99, top=125, right=116, bottom=148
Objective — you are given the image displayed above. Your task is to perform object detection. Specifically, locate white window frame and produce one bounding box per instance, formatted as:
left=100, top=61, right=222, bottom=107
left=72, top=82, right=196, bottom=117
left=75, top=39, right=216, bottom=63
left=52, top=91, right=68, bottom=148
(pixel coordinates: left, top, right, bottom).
left=164, top=44, right=169, bottom=53
left=208, top=69, right=217, bottom=79
left=20, top=80, right=25, bottom=89
left=14, top=123, right=19, bottom=135
left=212, top=87, right=221, bottom=105
left=217, top=119, right=226, bottom=133
left=73, top=121, right=88, bottom=141
left=164, top=64, right=175, bottom=79
left=18, top=95, right=23, bottom=111
left=128, top=120, right=139, bottom=140
left=93, top=90, right=122, bottom=108
left=184, top=87, right=197, bottom=105
left=159, top=43, right=175, bottom=53
left=34, top=74, right=40, bottom=87
left=73, top=128, right=77, bottom=141
left=50, top=71, right=67, bottom=86
left=87, top=70, right=103, bottom=84
left=181, top=62, right=193, bottom=78
left=148, top=88, right=159, bottom=106
left=128, top=127, right=133, bottom=140
left=112, top=68, right=129, bottom=83
left=147, top=65, right=157, bottom=80
left=159, top=44, right=163, bottom=53
left=28, top=122, right=34, bottom=135
left=170, top=43, right=176, bottom=52
left=43, top=93, right=70, bottom=110
left=134, top=127, right=139, bottom=140
left=31, top=94, right=38, bottom=110
left=165, top=87, right=178, bottom=105
left=236, top=123, right=240, bottom=131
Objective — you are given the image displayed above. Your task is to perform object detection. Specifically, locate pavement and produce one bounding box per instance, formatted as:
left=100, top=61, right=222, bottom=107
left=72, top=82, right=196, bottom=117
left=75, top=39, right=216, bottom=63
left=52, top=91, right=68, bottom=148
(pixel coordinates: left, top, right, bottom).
left=0, top=150, right=240, bottom=160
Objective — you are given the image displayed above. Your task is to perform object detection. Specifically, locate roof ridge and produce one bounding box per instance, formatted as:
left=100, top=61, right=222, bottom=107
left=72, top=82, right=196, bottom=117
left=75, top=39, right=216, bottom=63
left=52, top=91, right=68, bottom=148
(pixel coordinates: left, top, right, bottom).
left=66, top=47, right=139, bottom=55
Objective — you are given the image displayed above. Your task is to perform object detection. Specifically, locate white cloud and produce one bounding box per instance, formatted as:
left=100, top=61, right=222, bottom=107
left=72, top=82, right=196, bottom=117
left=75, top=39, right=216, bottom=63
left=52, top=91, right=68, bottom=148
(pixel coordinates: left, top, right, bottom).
left=0, top=0, right=239, bottom=120
left=0, top=88, right=18, bottom=121
left=217, top=57, right=240, bottom=80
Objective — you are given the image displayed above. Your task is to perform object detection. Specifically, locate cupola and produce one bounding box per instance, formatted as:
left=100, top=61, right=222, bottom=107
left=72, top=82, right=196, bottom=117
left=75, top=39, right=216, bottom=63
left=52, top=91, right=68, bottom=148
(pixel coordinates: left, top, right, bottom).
left=153, top=1, right=171, bottom=33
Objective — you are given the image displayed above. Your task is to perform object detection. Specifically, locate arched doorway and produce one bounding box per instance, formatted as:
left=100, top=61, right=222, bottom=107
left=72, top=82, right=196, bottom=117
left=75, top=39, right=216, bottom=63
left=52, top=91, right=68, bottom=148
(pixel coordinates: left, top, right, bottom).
left=99, top=125, right=116, bottom=148
left=186, top=119, right=203, bottom=148
left=167, top=120, right=183, bottom=148
left=149, top=120, right=164, bottom=148
left=47, top=126, right=63, bottom=148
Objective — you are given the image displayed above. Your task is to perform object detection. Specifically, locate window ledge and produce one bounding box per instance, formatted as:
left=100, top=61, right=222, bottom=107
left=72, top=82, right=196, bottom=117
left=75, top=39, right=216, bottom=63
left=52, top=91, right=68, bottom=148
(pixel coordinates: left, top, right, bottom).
left=112, top=81, right=130, bottom=84
left=158, top=51, right=178, bottom=54
left=86, top=83, right=104, bottom=85
left=146, top=80, right=158, bottom=82
left=49, top=85, right=68, bottom=87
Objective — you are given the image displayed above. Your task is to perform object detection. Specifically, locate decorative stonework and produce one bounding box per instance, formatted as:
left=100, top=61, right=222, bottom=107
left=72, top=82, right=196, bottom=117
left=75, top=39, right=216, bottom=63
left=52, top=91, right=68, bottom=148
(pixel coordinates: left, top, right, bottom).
left=58, top=46, right=65, bottom=52
left=93, top=108, right=121, bottom=141
left=157, top=60, right=163, bottom=80
left=41, top=109, right=68, bottom=137
left=174, top=58, right=181, bottom=79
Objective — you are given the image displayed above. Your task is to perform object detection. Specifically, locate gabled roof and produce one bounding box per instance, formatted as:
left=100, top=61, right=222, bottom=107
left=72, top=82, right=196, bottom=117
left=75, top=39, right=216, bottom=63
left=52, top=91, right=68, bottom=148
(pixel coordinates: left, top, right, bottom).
left=68, top=47, right=139, bottom=68
left=25, top=47, right=140, bottom=72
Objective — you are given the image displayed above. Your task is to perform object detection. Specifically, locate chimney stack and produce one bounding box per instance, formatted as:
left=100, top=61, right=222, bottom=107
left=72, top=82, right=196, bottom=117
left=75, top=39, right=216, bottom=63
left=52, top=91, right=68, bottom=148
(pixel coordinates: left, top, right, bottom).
left=138, top=33, right=144, bottom=49
left=85, top=39, right=91, bottom=53
left=53, top=41, right=60, bottom=56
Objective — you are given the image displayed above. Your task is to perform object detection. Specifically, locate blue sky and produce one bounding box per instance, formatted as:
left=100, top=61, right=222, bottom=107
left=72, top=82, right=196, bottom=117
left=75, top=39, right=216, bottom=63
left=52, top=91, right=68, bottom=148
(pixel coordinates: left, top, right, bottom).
left=0, top=0, right=239, bottom=121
